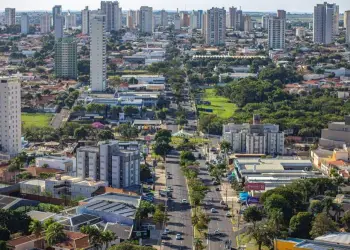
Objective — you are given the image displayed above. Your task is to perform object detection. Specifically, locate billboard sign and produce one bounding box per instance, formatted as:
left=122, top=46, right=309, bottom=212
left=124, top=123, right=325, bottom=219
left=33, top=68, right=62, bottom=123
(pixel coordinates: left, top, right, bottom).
left=246, top=183, right=265, bottom=191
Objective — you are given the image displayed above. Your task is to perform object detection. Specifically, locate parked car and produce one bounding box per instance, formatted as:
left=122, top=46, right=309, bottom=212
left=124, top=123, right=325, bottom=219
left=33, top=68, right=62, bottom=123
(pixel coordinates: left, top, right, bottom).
left=181, top=199, right=187, bottom=204
left=211, top=208, right=217, bottom=213
left=176, top=233, right=182, bottom=240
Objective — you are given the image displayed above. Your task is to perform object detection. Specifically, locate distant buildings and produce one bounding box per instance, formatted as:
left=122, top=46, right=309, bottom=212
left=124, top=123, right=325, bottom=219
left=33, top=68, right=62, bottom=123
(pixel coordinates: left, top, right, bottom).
left=54, top=15, right=64, bottom=40
left=52, top=5, right=62, bottom=29
left=180, top=12, right=190, bottom=27
left=227, top=7, right=237, bottom=30
left=139, top=6, right=153, bottom=34
left=313, top=2, right=339, bottom=44
left=101, top=1, right=122, bottom=32
left=236, top=10, right=244, bottom=31
left=174, top=13, right=181, bottom=30
left=160, top=9, right=168, bottom=27
left=205, top=7, right=226, bottom=45
left=40, top=13, right=51, bottom=34
left=21, top=13, right=29, bottom=34
left=65, top=11, right=77, bottom=29
left=55, top=37, right=78, bottom=79
left=76, top=141, right=140, bottom=189
left=345, top=11, right=350, bottom=44
left=190, top=11, right=198, bottom=29
left=319, top=116, right=350, bottom=149
left=127, top=10, right=137, bottom=29
left=0, top=77, right=21, bottom=159
left=268, top=11, right=286, bottom=49
left=5, top=8, right=16, bottom=26
left=222, top=115, right=285, bottom=155
left=244, top=15, right=252, bottom=32
left=81, top=6, right=90, bottom=35
left=296, top=27, right=306, bottom=38
left=261, top=15, right=271, bottom=30
left=90, top=14, right=107, bottom=92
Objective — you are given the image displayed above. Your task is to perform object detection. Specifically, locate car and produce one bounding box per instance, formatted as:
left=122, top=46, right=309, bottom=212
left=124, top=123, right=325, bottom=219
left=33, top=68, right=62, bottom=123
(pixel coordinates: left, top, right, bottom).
left=220, top=200, right=225, bottom=205
left=167, top=186, right=173, bottom=191
left=213, top=181, right=219, bottom=185
left=167, top=176, right=172, bottom=179
left=211, top=208, right=217, bottom=213
left=223, top=205, right=229, bottom=210
left=176, top=233, right=182, bottom=240
left=226, top=212, right=232, bottom=217
left=181, top=199, right=187, bottom=203
left=214, top=229, right=220, bottom=235
left=216, top=187, right=220, bottom=191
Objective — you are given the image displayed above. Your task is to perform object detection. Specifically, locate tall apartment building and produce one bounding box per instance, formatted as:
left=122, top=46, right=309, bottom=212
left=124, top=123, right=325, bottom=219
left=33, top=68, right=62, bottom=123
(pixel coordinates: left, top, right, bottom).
left=313, top=2, right=338, bottom=44
left=222, top=116, right=284, bottom=155
left=174, top=13, right=181, bottom=30
left=55, top=37, right=77, bottom=79
left=205, top=7, right=226, bottom=45
left=227, top=7, right=237, bottom=29
left=190, top=11, right=198, bottom=29
left=196, top=10, right=203, bottom=29
left=21, top=13, right=29, bottom=35
left=101, top=1, right=122, bottom=32
left=139, top=6, right=153, bottom=34
left=40, top=13, right=51, bottom=34
left=126, top=10, right=136, bottom=29
left=76, top=141, right=140, bottom=188
left=54, top=15, right=64, bottom=40
left=244, top=15, right=252, bottom=32
left=262, top=15, right=271, bottom=30
left=65, top=11, right=76, bottom=29
left=180, top=12, right=190, bottom=27
left=52, top=5, right=62, bottom=29
left=346, top=11, right=350, bottom=44
left=268, top=13, right=286, bottom=49
left=277, top=10, right=286, bottom=19
left=90, top=14, right=107, bottom=92
left=82, top=6, right=90, bottom=35
left=0, top=77, right=21, bottom=159
left=333, top=4, right=339, bottom=35
left=160, top=10, right=168, bottom=27
left=5, top=8, right=16, bottom=26
left=236, top=10, right=244, bottom=31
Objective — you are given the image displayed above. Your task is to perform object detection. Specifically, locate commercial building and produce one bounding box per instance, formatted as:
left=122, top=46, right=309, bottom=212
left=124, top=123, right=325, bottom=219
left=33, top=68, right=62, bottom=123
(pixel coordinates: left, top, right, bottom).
left=222, top=116, right=284, bottom=155
left=81, top=6, right=90, bottom=35
left=35, top=156, right=75, bottom=172
left=160, top=9, right=168, bottom=27
left=0, top=77, right=21, bottom=159
left=5, top=8, right=16, bottom=26
left=90, top=14, right=107, bottom=92
left=21, top=13, right=29, bottom=34
left=65, top=11, right=76, bottom=29
left=244, top=15, right=252, bottom=32
left=55, top=37, right=77, bottom=79
left=121, top=75, right=165, bottom=84
left=313, top=2, right=338, bottom=44
left=319, top=116, right=350, bottom=149
left=52, top=5, right=62, bottom=29
left=268, top=13, right=286, bottom=49
left=101, top=1, right=122, bottom=32
left=345, top=11, right=350, bottom=44
left=227, top=7, right=237, bottom=29
left=54, top=15, right=64, bottom=40
left=139, top=6, right=153, bottom=34
left=205, top=7, right=226, bottom=45
left=76, top=141, right=140, bottom=189
left=40, top=13, right=51, bottom=34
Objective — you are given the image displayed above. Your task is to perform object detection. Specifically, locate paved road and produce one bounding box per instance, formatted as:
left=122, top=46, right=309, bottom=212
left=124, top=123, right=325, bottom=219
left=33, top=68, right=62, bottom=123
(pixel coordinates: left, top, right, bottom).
left=162, top=150, right=193, bottom=250
left=50, top=108, right=70, bottom=129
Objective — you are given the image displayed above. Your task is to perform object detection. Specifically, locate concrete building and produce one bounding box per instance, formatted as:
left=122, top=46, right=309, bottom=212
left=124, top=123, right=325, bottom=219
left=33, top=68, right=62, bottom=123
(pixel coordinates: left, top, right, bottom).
left=180, top=12, right=190, bottom=27
left=244, top=15, right=252, bottom=32
left=52, top=5, right=62, bottom=29
left=313, top=2, right=338, bottom=44
left=82, top=6, right=90, bottom=35
left=76, top=141, right=140, bottom=188
left=35, top=156, right=75, bottom=172
left=296, top=27, right=306, bottom=38
left=236, top=10, right=244, bottom=31
left=0, top=77, right=21, bottom=158
left=5, top=8, right=16, bottom=26
left=139, top=6, right=153, bottom=34
left=319, top=116, right=350, bottom=149
left=333, top=4, right=340, bottom=35
left=205, top=7, right=226, bottom=45
left=197, top=10, right=203, bottom=29
left=90, top=14, right=107, bottom=92
left=345, top=11, right=350, bottom=44
left=277, top=9, right=286, bottom=19
left=126, top=10, right=137, bottom=29
left=55, top=37, right=77, bottom=79
left=268, top=15, right=286, bottom=49
left=262, top=15, right=271, bottom=30
left=40, top=13, right=51, bottom=34
left=101, top=1, right=122, bottom=32
left=190, top=11, right=198, bottom=29
left=160, top=9, right=168, bottom=27
left=174, top=13, right=181, bottom=30
left=21, top=13, right=29, bottom=35
left=54, top=15, right=64, bottom=40
left=227, top=7, right=237, bottom=29
left=65, top=11, right=76, bottom=29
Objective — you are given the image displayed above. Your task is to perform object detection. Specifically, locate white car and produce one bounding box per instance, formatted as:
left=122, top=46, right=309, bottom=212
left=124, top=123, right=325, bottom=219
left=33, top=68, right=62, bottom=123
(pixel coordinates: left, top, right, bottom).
left=181, top=199, right=187, bottom=203
left=176, top=233, right=182, bottom=240
left=211, top=208, right=217, bottom=213
left=214, top=229, right=220, bottom=235
left=226, top=212, right=232, bottom=217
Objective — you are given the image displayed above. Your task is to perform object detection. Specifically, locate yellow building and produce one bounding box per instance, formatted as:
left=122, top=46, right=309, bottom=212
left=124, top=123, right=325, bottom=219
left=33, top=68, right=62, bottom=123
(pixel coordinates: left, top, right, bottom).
left=274, top=236, right=350, bottom=250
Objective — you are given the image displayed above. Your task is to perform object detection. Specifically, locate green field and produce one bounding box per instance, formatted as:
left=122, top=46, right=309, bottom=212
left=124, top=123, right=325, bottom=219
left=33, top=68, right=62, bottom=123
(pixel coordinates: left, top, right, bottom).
left=22, top=113, right=53, bottom=129
left=198, top=88, right=237, bottom=119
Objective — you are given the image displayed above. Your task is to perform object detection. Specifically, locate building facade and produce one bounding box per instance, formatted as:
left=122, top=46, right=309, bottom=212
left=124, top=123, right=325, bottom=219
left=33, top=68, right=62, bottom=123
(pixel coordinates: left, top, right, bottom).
left=54, top=15, right=64, bottom=40
left=160, top=10, right=168, bottom=27
left=40, top=13, right=51, bottom=34
left=52, top=5, right=62, bottom=29
left=268, top=15, right=286, bottom=49
left=90, top=14, right=107, bottom=92
left=55, top=37, right=78, bottom=79
left=244, top=15, right=252, bottom=32
left=101, top=1, right=122, bottom=32
left=82, top=6, right=90, bottom=35
left=65, top=11, right=76, bottom=29
left=21, top=13, right=29, bottom=34
left=313, top=2, right=338, bottom=44
left=76, top=141, right=140, bottom=188
left=5, top=8, right=16, bottom=26
left=227, top=7, right=237, bottom=29
left=0, top=77, right=21, bottom=158
left=205, top=7, right=226, bottom=45
left=139, top=6, right=153, bottom=34
left=236, top=10, right=244, bottom=31
left=345, top=11, right=350, bottom=45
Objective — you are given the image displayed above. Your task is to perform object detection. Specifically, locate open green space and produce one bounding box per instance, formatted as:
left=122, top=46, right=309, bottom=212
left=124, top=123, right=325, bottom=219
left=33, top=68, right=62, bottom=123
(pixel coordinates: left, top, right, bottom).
left=21, top=113, right=53, bottom=129
left=198, top=88, right=237, bottom=119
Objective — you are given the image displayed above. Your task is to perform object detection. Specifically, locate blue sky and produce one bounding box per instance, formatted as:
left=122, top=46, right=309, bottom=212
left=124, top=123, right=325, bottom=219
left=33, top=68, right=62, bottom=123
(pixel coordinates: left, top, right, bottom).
left=0, top=0, right=349, bottom=13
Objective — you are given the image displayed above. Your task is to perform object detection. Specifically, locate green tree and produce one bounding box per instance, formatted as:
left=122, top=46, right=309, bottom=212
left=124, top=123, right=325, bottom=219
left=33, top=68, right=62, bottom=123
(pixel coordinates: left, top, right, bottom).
left=74, top=126, right=89, bottom=140
left=109, top=242, right=155, bottom=250
left=45, top=222, right=66, bottom=246
left=310, top=213, right=337, bottom=239
left=97, top=130, right=115, bottom=140
left=153, top=139, right=172, bottom=160
left=309, top=200, right=324, bottom=215
left=123, top=106, right=139, bottom=117
left=289, top=212, right=313, bottom=239
left=29, top=219, right=43, bottom=237
left=155, top=129, right=172, bottom=143
left=116, top=123, right=139, bottom=139
left=43, top=217, right=55, bottom=230
left=153, top=208, right=166, bottom=224
left=342, top=210, right=350, bottom=232
left=101, top=230, right=116, bottom=248
left=243, top=206, right=263, bottom=227
left=264, top=194, right=293, bottom=224
left=0, top=227, right=10, bottom=241
left=136, top=201, right=155, bottom=220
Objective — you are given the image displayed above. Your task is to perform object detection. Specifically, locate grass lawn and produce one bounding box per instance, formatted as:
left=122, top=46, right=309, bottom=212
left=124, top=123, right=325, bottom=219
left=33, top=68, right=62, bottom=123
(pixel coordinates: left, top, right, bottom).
left=171, top=136, right=210, bottom=146
left=238, top=234, right=269, bottom=250
left=21, top=113, right=53, bottom=129
left=198, top=88, right=237, bottom=119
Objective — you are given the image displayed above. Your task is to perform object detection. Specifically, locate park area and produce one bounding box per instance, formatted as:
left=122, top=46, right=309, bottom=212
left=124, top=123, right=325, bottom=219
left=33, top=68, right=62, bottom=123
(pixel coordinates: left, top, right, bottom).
left=197, top=88, right=237, bottom=119
left=21, top=113, right=53, bottom=129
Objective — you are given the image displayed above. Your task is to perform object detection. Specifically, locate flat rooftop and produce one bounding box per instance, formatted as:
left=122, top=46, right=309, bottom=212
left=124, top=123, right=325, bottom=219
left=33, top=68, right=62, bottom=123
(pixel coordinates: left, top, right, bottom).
left=83, top=192, right=140, bottom=207
left=236, top=158, right=312, bottom=172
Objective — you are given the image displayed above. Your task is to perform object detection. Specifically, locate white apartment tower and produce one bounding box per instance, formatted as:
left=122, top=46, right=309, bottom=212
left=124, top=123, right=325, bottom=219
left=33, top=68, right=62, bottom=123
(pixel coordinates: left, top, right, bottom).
left=54, top=15, right=64, bottom=40
left=139, top=6, right=153, bottom=34
left=52, top=5, right=62, bottom=29
left=101, top=1, right=122, bottom=32
left=65, top=11, right=77, bottom=29
left=0, top=77, right=21, bottom=158
left=127, top=10, right=137, bottom=29
left=82, top=7, right=90, bottom=35
left=227, top=7, right=237, bottom=29
left=5, top=8, right=16, bottom=26
left=40, top=13, right=51, bottom=34
left=345, top=11, right=350, bottom=44
left=21, top=13, right=29, bottom=35
left=244, top=15, right=252, bottom=32
left=268, top=14, right=286, bottom=49
left=313, top=2, right=338, bottom=44
left=205, top=7, right=226, bottom=45
left=174, top=13, right=181, bottom=31
left=262, top=15, right=271, bottom=30
left=90, top=14, right=107, bottom=92
left=160, top=10, right=168, bottom=27
left=190, top=11, right=198, bottom=29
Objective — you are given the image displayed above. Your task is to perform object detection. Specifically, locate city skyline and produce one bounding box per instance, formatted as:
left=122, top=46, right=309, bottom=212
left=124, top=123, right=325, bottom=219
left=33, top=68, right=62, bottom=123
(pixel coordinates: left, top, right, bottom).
left=1, top=0, right=350, bottom=13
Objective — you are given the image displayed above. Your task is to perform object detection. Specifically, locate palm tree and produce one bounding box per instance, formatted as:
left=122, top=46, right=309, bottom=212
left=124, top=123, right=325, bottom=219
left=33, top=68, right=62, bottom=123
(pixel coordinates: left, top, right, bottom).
left=194, top=238, right=203, bottom=250
left=322, top=197, right=334, bottom=217
left=101, top=230, right=116, bottom=248
left=80, top=225, right=102, bottom=248
left=29, top=219, right=43, bottom=237
left=45, top=222, right=66, bottom=246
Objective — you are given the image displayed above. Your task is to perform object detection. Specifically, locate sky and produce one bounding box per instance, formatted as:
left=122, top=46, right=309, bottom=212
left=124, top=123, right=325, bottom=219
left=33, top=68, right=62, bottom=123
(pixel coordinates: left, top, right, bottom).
left=0, top=0, right=350, bottom=13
